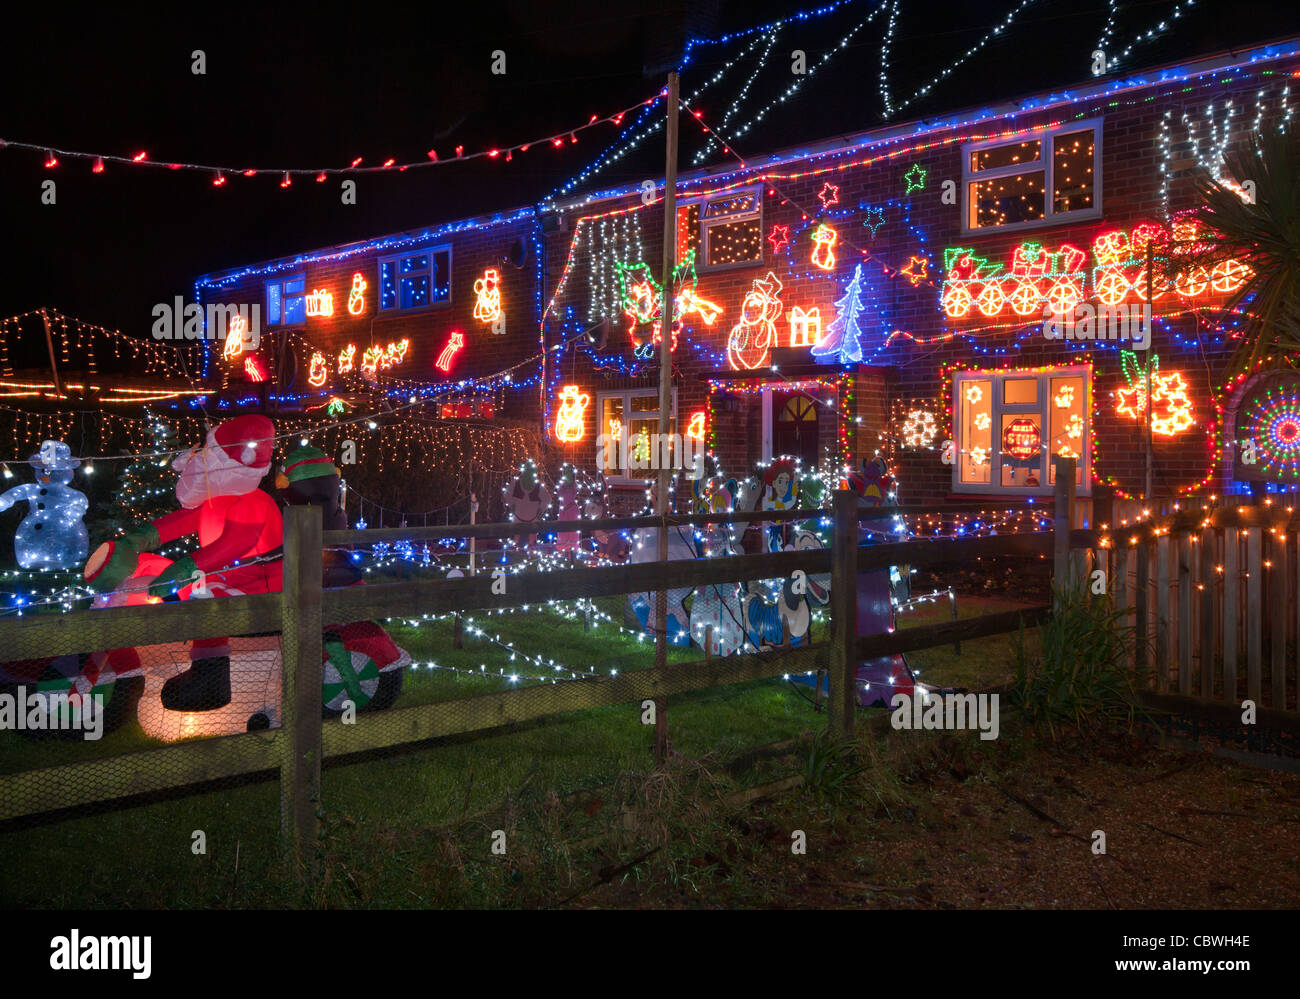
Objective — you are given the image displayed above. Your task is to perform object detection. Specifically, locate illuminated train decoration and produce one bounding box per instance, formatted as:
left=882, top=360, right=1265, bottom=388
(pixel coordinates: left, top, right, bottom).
left=941, top=220, right=1251, bottom=321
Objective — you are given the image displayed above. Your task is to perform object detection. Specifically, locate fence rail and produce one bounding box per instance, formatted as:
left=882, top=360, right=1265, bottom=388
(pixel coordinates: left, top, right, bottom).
left=0, top=479, right=1079, bottom=852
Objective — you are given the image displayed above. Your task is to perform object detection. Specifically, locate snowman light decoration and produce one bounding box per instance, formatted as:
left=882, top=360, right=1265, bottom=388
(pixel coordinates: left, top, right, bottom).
left=0, top=440, right=89, bottom=570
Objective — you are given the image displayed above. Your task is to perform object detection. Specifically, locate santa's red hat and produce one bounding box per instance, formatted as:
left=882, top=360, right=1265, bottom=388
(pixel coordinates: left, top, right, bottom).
left=212, top=415, right=275, bottom=471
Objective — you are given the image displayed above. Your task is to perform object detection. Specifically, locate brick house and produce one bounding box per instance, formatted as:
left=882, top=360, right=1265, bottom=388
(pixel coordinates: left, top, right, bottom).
left=195, top=38, right=1300, bottom=522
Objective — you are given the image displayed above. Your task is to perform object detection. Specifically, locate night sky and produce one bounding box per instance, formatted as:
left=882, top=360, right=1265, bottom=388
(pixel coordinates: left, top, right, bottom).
left=3, top=0, right=1298, bottom=350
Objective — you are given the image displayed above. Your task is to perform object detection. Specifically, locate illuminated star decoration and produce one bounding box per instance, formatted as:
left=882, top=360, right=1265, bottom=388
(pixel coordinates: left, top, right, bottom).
left=1114, top=351, right=1194, bottom=436
left=862, top=206, right=887, bottom=237
left=817, top=182, right=840, bottom=210
left=900, top=256, right=929, bottom=286
left=904, top=163, right=928, bottom=194
left=767, top=224, right=791, bottom=255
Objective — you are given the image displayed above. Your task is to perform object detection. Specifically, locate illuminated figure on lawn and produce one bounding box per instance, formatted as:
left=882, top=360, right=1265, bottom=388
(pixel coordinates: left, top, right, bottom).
left=0, top=440, right=89, bottom=570
left=83, top=415, right=284, bottom=711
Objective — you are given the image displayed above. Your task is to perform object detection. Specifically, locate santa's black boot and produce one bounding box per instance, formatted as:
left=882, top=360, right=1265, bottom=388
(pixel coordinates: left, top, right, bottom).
left=161, top=656, right=232, bottom=711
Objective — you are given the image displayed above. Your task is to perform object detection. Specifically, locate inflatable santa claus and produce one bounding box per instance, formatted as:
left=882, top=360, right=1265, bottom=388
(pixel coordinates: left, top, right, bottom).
left=83, top=414, right=283, bottom=712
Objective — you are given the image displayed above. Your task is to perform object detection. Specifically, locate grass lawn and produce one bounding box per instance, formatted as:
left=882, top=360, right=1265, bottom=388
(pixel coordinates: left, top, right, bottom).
left=0, top=591, right=1044, bottom=908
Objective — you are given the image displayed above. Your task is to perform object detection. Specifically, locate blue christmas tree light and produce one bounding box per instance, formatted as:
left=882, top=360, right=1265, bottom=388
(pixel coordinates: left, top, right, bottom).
left=811, top=264, right=866, bottom=365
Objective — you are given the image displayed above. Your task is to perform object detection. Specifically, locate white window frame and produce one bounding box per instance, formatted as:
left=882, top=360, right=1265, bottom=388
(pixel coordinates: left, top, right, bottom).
left=265, top=273, right=305, bottom=327
left=678, top=185, right=764, bottom=272
left=378, top=245, right=452, bottom=312
left=951, top=365, right=1092, bottom=496
left=961, top=119, right=1103, bottom=235
left=595, top=387, right=678, bottom=485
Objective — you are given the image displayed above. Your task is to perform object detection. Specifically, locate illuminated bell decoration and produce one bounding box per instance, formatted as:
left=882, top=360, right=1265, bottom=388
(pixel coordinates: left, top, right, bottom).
left=1002, top=418, right=1041, bottom=461
left=554, top=385, right=590, bottom=443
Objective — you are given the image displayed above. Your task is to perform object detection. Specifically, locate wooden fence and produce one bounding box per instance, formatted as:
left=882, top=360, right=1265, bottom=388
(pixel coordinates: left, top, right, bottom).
left=0, top=469, right=1097, bottom=871
left=1087, top=503, right=1299, bottom=716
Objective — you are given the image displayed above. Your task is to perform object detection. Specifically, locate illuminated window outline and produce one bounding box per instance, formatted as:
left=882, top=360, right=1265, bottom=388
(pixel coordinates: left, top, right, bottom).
left=676, top=184, right=763, bottom=273
left=378, top=245, right=452, bottom=312
left=952, top=365, right=1092, bottom=496
left=595, top=387, right=678, bottom=485
left=961, top=119, right=1103, bottom=235
left=265, top=274, right=305, bottom=327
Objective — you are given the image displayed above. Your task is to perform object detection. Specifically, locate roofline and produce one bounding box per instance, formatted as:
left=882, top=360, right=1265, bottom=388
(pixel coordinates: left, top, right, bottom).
left=553, top=33, right=1300, bottom=214
left=196, top=33, right=1300, bottom=287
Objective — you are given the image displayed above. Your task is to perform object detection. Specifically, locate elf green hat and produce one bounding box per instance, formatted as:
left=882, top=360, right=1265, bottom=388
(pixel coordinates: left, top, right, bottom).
left=278, top=445, right=338, bottom=486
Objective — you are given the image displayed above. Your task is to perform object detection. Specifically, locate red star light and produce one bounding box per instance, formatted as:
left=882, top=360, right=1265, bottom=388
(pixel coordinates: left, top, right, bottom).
left=818, top=183, right=840, bottom=209
left=901, top=256, right=929, bottom=285
left=767, top=225, right=791, bottom=255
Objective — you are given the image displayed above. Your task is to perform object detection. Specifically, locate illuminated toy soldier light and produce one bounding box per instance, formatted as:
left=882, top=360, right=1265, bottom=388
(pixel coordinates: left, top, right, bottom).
left=83, top=415, right=282, bottom=712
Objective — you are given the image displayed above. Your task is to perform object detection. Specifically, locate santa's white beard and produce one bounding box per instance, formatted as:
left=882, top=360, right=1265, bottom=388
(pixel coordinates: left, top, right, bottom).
left=174, top=443, right=267, bottom=509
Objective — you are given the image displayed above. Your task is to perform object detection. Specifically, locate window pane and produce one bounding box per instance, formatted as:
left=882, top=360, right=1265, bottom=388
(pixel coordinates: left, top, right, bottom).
left=400, top=275, right=430, bottom=309
left=676, top=204, right=700, bottom=265
left=968, top=172, right=1045, bottom=228
left=630, top=394, right=659, bottom=414
left=707, top=218, right=763, bottom=267
left=704, top=194, right=757, bottom=217
left=1048, top=376, right=1086, bottom=482
left=1052, top=130, right=1096, bottom=213
left=266, top=283, right=281, bottom=325
left=431, top=250, right=451, bottom=302
left=400, top=254, right=428, bottom=274
left=1003, top=378, right=1038, bottom=406
left=958, top=379, right=992, bottom=484
left=283, top=292, right=305, bottom=325
left=1000, top=413, right=1043, bottom=487
left=600, top=398, right=624, bottom=472
left=970, top=140, right=1040, bottom=172
left=380, top=261, right=397, bottom=310
left=284, top=277, right=305, bottom=294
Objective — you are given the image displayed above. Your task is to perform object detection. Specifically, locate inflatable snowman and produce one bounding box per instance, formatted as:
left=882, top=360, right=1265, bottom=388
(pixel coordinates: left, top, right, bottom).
left=0, top=440, right=88, bottom=570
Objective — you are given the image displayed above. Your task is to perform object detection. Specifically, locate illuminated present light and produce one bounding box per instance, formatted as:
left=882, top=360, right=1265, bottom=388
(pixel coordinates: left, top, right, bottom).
left=347, top=272, right=367, bottom=316
left=767, top=224, right=791, bottom=254
left=787, top=306, right=822, bottom=348
left=901, top=409, right=938, bottom=448
left=809, top=223, right=838, bottom=271
left=338, top=343, right=356, bottom=374
left=308, top=352, right=328, bottom=387
left=900, top=256, right=928, bottom=286
left=686, top=410, right=706, bottom=441
left=435, top=332, right=465, bottom=373
left=244, top=355, right=266, bottom=382
left=727, top=272, right=783, bottom=370
left=554, top=385, right=590, bottom=442
left=472, top=268, right=503, bottom=323
left=305, top=288, right=334, bottom=317
left=223, top=314, right=246, bottom=361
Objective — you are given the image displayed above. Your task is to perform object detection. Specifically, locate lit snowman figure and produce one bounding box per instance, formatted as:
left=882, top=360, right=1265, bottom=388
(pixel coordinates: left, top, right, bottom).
left=0, top=440, right=89, bottom=570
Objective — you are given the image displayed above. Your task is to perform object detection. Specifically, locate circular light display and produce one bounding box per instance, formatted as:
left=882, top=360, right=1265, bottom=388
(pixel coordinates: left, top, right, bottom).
left=1241, top=388, right=1300, bottom=479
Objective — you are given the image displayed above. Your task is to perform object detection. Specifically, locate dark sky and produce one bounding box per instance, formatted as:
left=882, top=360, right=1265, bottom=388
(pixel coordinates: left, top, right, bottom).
left=3, top=0, right=1297, bottom=347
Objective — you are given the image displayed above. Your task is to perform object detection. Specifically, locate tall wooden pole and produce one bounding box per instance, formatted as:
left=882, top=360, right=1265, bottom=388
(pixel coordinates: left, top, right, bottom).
left=653, top=72, right=679, bottom=762
left=39, top=309, right=62, bottom=395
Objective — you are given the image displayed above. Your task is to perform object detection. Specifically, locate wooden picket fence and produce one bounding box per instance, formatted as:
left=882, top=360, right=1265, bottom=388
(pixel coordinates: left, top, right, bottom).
left=0, top=469, right=1104, bottom=873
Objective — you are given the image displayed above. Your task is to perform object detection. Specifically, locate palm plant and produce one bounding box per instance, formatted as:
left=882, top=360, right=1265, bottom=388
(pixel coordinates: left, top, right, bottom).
left=1186, top=127, right=1300, bottom=377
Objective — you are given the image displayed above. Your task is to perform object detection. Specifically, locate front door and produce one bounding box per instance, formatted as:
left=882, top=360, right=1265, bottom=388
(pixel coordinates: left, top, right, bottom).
left=772, top=391, right=819, bottom=470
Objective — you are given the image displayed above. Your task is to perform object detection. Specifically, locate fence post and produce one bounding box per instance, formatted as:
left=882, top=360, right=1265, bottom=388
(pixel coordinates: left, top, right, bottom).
left=280, top=504, right=323, bottom=882
left=1052, top=456, right=1077, bottom=606
left=829, top=490, right=858, bottom=740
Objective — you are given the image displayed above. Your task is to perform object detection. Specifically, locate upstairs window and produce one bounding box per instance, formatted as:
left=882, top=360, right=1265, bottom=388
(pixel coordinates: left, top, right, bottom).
left=676, top=186, right=763, bottom=270
left=379, top=246, right=451, bottom=311
left=963, top=120, right=1101, bottom=233
left=266, top=275, right=305, bottom=326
